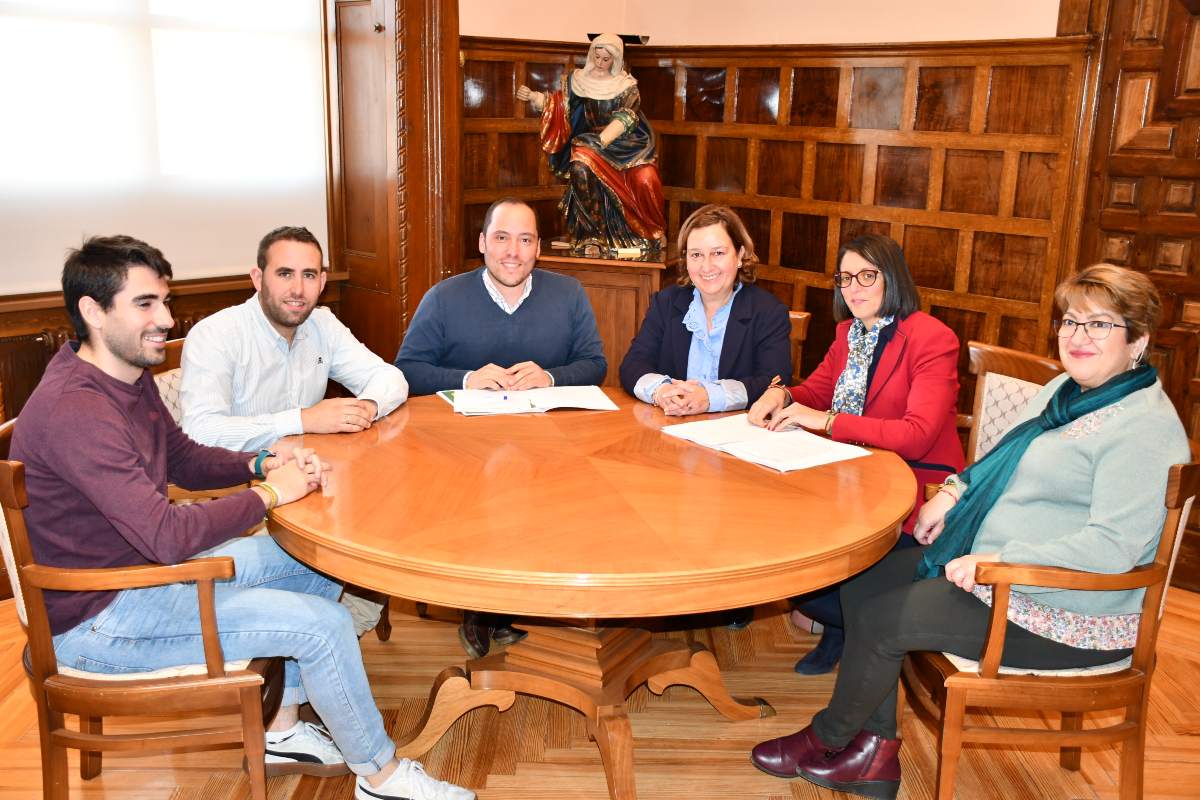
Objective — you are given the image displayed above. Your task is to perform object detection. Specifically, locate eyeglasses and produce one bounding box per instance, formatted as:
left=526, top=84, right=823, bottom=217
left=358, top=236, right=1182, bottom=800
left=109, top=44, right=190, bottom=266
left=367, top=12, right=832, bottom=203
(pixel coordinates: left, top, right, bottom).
left=1051, top=318, right=1129, bottom=341
left=833, top=269, right=880, bottom=288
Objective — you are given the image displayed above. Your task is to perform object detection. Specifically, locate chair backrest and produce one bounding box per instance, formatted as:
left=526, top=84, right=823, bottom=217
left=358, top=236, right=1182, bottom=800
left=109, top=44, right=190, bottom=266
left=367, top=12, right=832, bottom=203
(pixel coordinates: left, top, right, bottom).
left=0, top=419, right=21, bottom=619
left=1131, top=462, right=1200, bottom=672
left=0, top=452, right=32, bottom=632
left=788, top=311, right=811, bottom=384
left=966, top=341, right=1064, bottom=463
left=152, top=339, right=185, bottom=424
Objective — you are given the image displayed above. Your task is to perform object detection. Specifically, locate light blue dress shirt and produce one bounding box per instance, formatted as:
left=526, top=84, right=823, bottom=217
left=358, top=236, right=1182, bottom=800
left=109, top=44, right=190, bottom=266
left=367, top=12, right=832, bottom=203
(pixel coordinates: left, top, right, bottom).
left=180, top=295, right=408, bottom=451
left=633, top=284, right=748, bottom=412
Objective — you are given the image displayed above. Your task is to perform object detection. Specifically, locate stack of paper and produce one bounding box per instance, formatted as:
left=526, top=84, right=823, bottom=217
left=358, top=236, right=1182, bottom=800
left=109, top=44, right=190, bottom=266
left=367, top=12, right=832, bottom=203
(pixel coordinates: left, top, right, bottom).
left=661, top=413, right=869, bottom=472
left=445, top=386, right=618, bottom=415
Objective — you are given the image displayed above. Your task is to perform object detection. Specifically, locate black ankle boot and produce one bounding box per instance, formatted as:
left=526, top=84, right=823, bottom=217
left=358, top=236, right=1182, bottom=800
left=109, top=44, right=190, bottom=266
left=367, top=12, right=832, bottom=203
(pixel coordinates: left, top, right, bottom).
left=794, top=624, right=844, bottom=675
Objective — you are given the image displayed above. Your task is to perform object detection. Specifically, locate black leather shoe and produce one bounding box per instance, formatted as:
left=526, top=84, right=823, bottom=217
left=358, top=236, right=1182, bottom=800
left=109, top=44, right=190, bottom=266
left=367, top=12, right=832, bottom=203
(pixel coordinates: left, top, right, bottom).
left=458, top=610, right=492, bottom=659
left=794, top=624, right=844, bottom=675
left=491, top=622, right=527, bottom=646
left=724, top=607, right=754, bottom=630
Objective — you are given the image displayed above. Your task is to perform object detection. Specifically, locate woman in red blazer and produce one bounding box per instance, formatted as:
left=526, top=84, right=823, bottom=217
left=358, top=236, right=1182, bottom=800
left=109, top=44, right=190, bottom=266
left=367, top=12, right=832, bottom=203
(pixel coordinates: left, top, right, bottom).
left=748, top=234, right=964, bottom=673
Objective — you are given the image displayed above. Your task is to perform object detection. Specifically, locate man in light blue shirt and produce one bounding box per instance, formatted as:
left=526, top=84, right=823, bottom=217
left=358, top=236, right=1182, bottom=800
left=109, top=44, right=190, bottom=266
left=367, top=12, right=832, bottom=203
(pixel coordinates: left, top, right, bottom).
left=181, top=226, right=408, bottom=636
left=181, top=226, right=408, bottom=452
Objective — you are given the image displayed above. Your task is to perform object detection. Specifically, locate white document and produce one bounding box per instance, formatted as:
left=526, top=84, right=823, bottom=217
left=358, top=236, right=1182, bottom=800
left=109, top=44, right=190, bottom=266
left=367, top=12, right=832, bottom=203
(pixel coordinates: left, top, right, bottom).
left=451, top=385, right=618, bottom=415
left=661, top=413, right=870, bottom=472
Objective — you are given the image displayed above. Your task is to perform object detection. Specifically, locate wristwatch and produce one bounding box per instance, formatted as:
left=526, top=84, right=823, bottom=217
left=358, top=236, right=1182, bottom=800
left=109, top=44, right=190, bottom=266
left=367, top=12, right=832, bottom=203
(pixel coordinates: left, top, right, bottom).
left=253, top=449, right=276, bottom=480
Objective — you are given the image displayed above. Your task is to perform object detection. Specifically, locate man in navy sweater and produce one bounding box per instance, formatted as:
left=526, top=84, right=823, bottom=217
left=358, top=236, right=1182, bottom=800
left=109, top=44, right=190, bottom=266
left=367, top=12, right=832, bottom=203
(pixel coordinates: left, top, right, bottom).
left=394, top=198, right=607, bottom=658
left=395, top=198, right=607, bottom=396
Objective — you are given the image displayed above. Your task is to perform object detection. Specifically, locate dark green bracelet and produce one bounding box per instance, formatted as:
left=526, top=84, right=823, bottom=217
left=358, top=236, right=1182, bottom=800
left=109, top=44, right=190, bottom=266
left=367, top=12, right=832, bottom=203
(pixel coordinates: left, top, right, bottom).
left=253, top=449, right=275, bottom=480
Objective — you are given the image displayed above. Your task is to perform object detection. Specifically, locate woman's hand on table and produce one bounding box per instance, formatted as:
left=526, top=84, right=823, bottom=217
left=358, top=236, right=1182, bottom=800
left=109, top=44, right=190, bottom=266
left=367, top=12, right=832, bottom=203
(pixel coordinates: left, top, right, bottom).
left=763, top=402, right=825, bottom=432
left=944, top=553, right=999, bottom=593
left=747, top=386, right=787, bottom=426
left=654, top=380, right=709, bottom=416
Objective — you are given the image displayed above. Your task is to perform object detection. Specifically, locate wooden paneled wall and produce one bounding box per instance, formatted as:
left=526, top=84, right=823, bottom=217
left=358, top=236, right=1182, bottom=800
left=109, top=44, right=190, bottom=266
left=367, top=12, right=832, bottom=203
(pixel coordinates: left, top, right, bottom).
left=1076, top=0, right=1200, bottom=590
left=459, top=37, right=1097, bottom=390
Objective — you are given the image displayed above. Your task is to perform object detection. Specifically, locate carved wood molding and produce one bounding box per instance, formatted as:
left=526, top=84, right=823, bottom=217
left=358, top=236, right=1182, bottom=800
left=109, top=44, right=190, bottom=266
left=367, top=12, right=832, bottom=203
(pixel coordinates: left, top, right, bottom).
left=1115, top=72, right=1177, bottom=150
left=1155, top=0, right=1200, bottom=116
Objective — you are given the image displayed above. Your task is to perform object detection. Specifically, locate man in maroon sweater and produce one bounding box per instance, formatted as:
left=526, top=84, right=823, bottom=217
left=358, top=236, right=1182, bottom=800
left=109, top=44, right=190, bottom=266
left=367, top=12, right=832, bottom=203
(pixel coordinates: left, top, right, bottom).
left=10, top=236, right=473, bottom=800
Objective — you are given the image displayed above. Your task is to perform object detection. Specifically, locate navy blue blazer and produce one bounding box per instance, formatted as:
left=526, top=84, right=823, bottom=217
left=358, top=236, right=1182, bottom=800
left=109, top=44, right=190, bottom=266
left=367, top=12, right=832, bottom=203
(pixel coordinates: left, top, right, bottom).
left=618, top=282, right=792, bottom=404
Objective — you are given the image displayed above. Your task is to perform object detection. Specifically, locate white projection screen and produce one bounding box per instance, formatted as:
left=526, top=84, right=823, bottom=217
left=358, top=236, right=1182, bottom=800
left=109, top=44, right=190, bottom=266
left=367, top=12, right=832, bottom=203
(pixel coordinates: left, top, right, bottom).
left=0, top=0, right=329, bottom=295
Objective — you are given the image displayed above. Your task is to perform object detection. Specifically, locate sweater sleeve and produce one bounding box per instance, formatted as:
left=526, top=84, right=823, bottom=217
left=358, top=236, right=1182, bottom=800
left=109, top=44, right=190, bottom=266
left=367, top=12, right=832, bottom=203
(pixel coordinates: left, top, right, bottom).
left=829, top=321, right=960, bottom=461
left=394, top=286, right=468, bottom=396
left=546, top=282, right=608, bottom=386
left=997, top=409, right=1187, bottom=581
left=49, top=392, right=266, bottom=566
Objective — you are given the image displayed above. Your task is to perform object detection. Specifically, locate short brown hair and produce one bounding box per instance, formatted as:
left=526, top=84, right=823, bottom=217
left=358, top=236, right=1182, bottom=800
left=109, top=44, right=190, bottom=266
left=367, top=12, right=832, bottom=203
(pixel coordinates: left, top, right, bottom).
left=676, top=204, right=757, bottom=286
left=1054, top=263, right=1162, bottom=342
left=257, top=226, right=324, bottom=271
left=63, top=235, right=173, bottom=343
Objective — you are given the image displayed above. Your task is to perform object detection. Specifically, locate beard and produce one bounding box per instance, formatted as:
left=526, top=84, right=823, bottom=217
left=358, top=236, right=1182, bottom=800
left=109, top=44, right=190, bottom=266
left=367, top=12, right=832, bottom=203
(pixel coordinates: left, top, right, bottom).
left=104, top=327, right=167, bottom=370
left=260, top=288, right=314, bottom=331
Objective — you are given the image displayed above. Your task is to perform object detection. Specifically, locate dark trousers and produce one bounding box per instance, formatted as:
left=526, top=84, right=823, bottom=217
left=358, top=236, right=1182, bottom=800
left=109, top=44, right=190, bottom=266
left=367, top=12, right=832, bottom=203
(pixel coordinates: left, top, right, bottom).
left=795, top=534, right=921, bottom=628
left=811, top=547, right=1131, bottom=746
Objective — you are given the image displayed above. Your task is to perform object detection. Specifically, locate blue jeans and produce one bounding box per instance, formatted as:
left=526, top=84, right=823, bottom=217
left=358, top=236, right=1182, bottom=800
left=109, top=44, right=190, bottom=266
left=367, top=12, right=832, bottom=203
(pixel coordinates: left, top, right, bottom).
left=52, top=536, right=396, bottom=776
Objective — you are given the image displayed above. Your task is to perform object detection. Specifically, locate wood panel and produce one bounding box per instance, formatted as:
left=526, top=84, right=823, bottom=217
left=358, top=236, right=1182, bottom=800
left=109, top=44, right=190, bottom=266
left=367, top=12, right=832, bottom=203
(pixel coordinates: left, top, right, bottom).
left=535, top=255, right=663, bottom=388
left=1077, top=0, right=1200, bottom=590
left=790, top=66, right=840, bottom=127
left=457, top=36, right=1094, bottom=445
left=326, top=0, right=460, bottom=360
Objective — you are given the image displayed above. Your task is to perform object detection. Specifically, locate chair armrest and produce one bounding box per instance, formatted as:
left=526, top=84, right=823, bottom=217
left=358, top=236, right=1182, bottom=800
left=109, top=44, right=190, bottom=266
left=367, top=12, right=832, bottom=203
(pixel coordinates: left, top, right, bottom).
left=21, top=557, right=235, bottom=592
left=972, top=561, right=1162, bottom=677
left=974, top=562, right=1164, bottom=592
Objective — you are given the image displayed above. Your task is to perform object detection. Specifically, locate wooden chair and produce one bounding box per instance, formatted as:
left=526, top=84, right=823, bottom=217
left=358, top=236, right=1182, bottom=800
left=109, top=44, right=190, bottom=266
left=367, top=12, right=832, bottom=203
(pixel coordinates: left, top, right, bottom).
left=925, top=342, right=1064, bottom=501
left=151, top=338, right=185, bottom=425
left=787, top=310, right=811, bottom=384
left=0, top=422, right=283, bottom=800
left=901, top=461, right=1199, bottom=800
left=961, top=340, right=1064, bottom=465
left=148, top=340, right=394, bottom=641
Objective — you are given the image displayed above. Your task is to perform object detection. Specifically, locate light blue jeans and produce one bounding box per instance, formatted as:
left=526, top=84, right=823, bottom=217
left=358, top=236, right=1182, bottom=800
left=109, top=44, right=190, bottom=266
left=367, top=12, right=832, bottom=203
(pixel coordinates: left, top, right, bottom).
left=52, top=536, right=396, bottom=775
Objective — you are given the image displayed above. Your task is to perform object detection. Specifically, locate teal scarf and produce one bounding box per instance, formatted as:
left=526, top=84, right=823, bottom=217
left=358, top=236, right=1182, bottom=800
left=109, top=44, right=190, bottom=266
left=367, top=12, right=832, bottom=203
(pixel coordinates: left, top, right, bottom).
left=916, top=363, right=1158, bottom=580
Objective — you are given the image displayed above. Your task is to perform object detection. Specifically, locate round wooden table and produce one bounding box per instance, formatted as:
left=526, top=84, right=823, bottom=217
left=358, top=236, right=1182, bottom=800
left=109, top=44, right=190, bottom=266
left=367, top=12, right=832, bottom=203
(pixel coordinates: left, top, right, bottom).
left=269, top=390, right=914, bottom=799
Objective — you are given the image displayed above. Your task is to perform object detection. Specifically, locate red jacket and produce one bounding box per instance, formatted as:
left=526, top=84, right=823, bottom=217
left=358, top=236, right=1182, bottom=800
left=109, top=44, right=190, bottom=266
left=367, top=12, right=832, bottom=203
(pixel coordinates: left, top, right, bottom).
left=789, top=311, right=964, bottom=532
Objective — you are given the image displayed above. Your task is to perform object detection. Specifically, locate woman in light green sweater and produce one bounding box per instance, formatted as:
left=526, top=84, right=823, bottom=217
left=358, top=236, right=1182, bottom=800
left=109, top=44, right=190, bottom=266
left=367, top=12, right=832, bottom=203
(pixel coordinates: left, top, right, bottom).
left=751, top=264, right=1189, bottom=800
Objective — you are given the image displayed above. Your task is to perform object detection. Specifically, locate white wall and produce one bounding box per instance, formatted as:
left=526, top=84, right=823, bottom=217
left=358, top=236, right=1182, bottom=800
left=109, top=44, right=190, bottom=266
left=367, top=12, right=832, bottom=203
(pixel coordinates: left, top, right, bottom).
left=0, top=1, right=329, bottom=295
left=460, top=0, right=1062, bottom=44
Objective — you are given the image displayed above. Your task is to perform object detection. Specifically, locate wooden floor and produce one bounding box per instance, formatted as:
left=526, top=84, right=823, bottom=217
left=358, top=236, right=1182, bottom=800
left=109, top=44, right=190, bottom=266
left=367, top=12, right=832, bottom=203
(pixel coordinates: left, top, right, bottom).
left=1, top=593, right=1198, bottom=800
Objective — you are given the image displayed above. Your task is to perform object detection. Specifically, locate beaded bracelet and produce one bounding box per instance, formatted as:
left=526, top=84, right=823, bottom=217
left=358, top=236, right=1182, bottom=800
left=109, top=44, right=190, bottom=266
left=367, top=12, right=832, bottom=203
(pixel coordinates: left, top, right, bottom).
left=256, top=481, right=281, bottom=511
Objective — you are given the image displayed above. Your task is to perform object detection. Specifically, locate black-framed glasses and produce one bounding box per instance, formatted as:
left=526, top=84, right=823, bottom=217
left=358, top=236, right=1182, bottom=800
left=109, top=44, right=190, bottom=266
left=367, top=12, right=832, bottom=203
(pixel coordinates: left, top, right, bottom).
left=833, top=269, right=880, bottom=288
left=1051, top=318, right=1129, bottom=341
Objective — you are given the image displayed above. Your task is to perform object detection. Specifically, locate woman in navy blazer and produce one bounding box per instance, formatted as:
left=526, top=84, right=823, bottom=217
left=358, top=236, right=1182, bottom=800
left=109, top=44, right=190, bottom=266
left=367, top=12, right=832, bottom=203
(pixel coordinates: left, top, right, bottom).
left=748, top=234, right=965, bottom=674
left=619, top=204, right=791, bottom=414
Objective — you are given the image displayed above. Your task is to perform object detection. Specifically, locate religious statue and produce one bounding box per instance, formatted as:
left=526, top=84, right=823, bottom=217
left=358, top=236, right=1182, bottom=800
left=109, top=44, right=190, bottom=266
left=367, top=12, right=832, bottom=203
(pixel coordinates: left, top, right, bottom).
left=517, top=33, right=666, bottom=255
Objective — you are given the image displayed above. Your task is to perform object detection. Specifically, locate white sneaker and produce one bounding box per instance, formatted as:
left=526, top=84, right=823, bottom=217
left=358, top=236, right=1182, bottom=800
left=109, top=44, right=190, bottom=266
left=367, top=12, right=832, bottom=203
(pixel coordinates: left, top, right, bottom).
left=264, top=721, right=349, bottom=777
left=355, top=758, right=475, bottom=800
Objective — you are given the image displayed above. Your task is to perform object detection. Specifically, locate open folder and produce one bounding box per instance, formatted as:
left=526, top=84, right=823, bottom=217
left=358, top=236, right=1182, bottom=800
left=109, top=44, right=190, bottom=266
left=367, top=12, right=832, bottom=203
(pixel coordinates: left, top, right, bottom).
left=446, top=386, right=618, bottom=415
left=661, top=413, right=869, bottom=472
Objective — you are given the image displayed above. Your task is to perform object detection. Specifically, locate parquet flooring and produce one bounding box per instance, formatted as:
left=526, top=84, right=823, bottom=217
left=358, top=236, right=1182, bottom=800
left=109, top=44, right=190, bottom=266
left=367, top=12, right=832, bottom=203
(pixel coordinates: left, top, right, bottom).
left=0, top=592, right=1197, bottom=799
